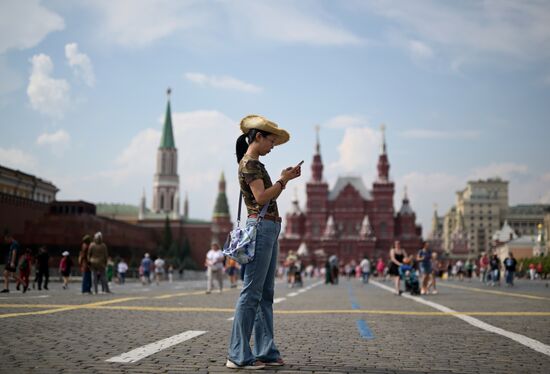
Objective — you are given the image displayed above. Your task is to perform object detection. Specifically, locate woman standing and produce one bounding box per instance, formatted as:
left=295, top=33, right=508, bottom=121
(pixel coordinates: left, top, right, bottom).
left=388, top=241, right=407, bottom=295
left=79, top=235, right=92, bottom=294
left=226, top=115, right=301, bottom=370
left=59, top=251, right=73, bottom=289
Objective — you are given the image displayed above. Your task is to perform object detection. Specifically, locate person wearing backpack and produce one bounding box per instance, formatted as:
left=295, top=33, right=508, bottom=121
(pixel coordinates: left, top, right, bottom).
left=226, top=115, right=301, bottom=370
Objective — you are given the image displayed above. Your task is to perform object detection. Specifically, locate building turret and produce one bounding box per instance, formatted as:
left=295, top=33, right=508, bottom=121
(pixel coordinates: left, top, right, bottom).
left=212, top=171, right=232, bottom=245
left=371, top=124, right=395, bottom=249
left=311, top=125, right=324, bottom=182
left=377, top=124, right=390, bottom=182
left=213, top=172, right=230, bottom=219
left=284, top=189, right=306, bottom=238
left=139, top=188, right=146, bottom=220
left=153, top=88, right=180, bottom=215
left=305, top=126, right=329, bottom=238
left=398, top=186, right=414, bottom=216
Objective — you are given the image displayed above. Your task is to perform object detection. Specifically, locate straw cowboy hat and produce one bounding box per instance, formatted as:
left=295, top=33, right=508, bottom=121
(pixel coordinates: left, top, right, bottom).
left=240, top=115, right=290, bottom=146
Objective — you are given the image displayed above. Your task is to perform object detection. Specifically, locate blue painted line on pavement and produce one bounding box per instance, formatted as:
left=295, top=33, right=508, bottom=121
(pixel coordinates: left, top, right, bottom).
left=356, top=319, right=375, bottom=340
left=347, top=283, right=375, bottom=340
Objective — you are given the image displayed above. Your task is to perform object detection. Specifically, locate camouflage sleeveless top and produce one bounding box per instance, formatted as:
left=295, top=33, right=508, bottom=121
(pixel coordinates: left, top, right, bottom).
left=238, top=154, right=279, bottom=217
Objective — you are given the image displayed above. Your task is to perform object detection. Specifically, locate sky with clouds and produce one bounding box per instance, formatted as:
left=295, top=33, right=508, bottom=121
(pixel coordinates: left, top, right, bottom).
left=1, top=0, right=550, bottom=235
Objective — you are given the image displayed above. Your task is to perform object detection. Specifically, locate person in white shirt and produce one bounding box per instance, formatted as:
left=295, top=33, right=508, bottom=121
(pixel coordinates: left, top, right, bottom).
left=154, top=256, right=165, bottom=285
left=205, top=242, right=225, bottom=294
left=117, top=259, right=128, bottom=285
left=359, top=256, right=370, bottom=284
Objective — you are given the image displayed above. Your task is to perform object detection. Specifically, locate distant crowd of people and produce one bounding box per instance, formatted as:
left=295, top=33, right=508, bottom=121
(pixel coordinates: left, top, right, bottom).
left=2, top=232, right=179, bottom=295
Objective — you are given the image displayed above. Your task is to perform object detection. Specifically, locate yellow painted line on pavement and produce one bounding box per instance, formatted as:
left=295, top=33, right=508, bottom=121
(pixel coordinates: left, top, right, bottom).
left=438, top=283, right=550, bottom=301
left=0, top=296, right=144, bottom=319
left=154, top=290, right=207, bottom=299
left=2, top=303, right=550, bottom=317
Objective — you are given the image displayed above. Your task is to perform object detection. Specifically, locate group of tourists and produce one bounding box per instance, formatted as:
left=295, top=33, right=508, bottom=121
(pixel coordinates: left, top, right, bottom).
left=2, top=231, right=132, bottom=295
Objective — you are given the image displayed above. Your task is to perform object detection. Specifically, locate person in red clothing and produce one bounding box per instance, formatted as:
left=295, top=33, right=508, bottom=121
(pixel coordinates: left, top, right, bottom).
left=16, top=248, right=32, bottom=293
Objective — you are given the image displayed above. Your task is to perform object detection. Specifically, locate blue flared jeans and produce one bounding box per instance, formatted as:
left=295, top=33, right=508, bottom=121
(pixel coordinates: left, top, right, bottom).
left=228, top=218, right=281, bottom=366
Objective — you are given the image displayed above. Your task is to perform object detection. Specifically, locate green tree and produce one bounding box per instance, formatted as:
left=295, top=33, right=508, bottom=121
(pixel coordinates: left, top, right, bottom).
left=181, top=237, right=198, bottom=270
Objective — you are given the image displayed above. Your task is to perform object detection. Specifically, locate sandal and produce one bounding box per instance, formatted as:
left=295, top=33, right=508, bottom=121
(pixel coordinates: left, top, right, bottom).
left=226, top=359, right=265, bottom=370
left=258, top=357, right=285, bottom=366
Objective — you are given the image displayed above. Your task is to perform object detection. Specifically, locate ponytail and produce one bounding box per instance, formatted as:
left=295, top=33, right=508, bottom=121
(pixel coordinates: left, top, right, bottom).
left=236, top=134, right=248, bottom=163
left=235, top=128, right=273, bottom=163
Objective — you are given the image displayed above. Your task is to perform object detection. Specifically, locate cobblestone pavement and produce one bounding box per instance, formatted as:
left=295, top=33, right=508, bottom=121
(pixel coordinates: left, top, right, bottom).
left=1, top=276, right=549, bottom=373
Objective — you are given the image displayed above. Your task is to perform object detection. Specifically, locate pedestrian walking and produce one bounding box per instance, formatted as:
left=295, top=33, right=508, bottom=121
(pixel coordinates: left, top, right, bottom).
left=226, top=114, right=300, bottom=369
left=536, top=262, right=543, bottom=279
left=59, top=251, right=73, bottom=289
left=504, top=252, right=517, bottom=287
left=225, top=257, right=239, bottom=288
left=167, top=264, right=174, bottom=283
left=328, top=254, right=339, bottom=285
left=389, top=240, right=406, bottom=295
left=2, top=233, right=22, bottom=293
left=529, top=263, right=536, bottom=280
left=88, top=232, right=110, bottom=294
left=465, top=259, right=474, bottom=281
left=140, top=253, right=152, bottom=285
left=479, top=252, right=489, bottom=283
left=427, top=251, right=438, bottom=294
left=490, top=254, right=501, bottom=287
left=154, top=256, right=165, bottom=285
left=79, top=235, right=92, bottom=294
left=456, top=260, right=464, bottom=281
left=35, top=246, right=50, bottom=290
left=205, top=242, right=224, bottom=294
left=106, top=256, right=114, bottom=285
left=117, top=258, right=128, bottom=285
left=376, top=258, right=385, bottom=279
left=16, top=248, right=32, bottom=293
left=416, top=242, right=432, bottom=295
left=360, top=256, right=370, bottom=284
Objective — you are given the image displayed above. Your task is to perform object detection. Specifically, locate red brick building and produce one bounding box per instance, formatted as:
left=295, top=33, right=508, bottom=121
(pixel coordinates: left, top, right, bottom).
left=279, top=127, right=422, bottom=265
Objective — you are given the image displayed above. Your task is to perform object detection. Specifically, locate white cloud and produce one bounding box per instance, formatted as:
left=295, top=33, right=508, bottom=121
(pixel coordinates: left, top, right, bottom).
left=65, top=43, right=95, bottom=87
left=87, top=0, right=363, bottom=47
left=184, top=72, right=262, bottom=93
left=401, top=129, right=480, bottom=140
left=88, top=0, right=203, bottom=47
left=468, top=162, right=528, bottom=181
left=27, top=54, right=70, bottom=119
left=328, top=127, right=380, bottom=182
left=0, top=147, right=37, bottom=171
left=36, top=130, right=71, bottom=155
left=362, top=0, right=550, bottom=64
left=323, top=115, right=368, bottom=129
left=408, top=39, right=434, bottom=59
left=0, top=0, right=64, bottom=54
left=229, top=1, right=364, bottom=46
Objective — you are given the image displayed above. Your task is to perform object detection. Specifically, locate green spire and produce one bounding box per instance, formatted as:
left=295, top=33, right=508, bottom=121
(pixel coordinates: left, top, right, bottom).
left=160, top=88, right=176, bottom=149
left=213, top=171, right=230, bottom=217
